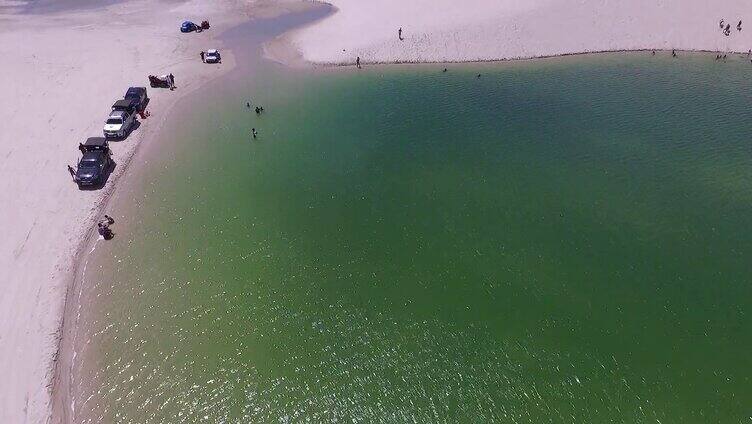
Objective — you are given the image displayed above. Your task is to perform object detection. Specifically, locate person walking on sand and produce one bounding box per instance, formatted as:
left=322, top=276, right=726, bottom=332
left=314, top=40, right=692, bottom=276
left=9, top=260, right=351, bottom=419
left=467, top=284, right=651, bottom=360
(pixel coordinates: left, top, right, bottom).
left=720, top=19, right=725, bottom=29
left=738, top=20, right=742, bottom=31
left=398, top=27, right=403, bottom=40
left=68, top=165, right=76, bottom=182
left=200, top=51, right=205, bottom=62
left=356, top=56, right=361, bottom=69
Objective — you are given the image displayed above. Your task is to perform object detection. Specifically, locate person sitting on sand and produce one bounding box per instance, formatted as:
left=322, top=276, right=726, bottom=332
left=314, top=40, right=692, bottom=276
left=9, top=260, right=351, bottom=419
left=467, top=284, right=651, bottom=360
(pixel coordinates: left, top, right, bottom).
left=97, top=216, right=115, bottom=240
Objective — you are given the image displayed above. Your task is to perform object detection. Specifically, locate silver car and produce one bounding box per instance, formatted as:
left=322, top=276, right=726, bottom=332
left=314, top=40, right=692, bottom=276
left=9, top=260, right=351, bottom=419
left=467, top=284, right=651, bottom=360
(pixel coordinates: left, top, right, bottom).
left=103, top=110, right=135, bottom=139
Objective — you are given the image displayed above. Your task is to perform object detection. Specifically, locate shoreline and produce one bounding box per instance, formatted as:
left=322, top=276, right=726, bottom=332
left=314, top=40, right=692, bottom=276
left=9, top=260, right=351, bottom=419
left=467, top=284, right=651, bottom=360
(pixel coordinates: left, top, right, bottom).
left=287, top=0, right=752, bottom=66
left=50, top=48, right=239, bottom=424
left=50, top=2, right=334, bottom=423
left=0, top=0, right=253, bottom=421
left=307, top=48, right=751, bottom=67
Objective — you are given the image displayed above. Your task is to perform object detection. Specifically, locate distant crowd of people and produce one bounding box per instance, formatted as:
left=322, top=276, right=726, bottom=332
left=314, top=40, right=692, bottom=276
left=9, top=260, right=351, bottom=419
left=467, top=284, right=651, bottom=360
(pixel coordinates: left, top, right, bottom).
left=719, top=19, right=742, bottom=36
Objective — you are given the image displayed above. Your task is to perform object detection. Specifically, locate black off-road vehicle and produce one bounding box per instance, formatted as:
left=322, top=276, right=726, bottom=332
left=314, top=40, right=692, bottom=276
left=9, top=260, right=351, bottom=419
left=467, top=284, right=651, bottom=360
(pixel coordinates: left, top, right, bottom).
left=76, top=137, right=113, bottom=188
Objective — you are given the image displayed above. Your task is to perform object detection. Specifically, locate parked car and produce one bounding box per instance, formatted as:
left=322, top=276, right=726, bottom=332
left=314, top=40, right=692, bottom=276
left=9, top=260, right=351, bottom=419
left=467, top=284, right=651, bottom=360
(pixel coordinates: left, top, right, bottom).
left=124, top=87, right=148, bottom=111
left=111, top=98, right=139, bottom=113
left=181, top=21, right=197, bottom=33
left=76, top=138, right=112, bottom=187
left=204, top=49, right=221, bottom=63
left=103, top=109, right=136, bottom=139
left=149, top=74, right=172, bottom=89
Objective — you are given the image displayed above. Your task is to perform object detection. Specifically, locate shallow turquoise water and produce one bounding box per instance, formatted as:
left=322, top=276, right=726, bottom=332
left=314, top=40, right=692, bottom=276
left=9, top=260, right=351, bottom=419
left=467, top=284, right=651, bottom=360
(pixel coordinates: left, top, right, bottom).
left=75, top=52, right=752, bottom=423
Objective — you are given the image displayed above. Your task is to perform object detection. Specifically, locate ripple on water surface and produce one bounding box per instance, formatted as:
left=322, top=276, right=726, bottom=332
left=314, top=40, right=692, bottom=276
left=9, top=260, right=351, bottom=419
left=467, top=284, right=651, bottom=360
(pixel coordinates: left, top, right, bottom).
left=76, top=54, right=752, bottom=423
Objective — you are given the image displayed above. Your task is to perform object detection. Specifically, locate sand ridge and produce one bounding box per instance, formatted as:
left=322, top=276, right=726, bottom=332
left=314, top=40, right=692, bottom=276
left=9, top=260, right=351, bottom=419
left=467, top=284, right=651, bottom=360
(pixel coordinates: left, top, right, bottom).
left=287, top=0, right=752, bottom=65
left=0, top=0, right=252, bottom=422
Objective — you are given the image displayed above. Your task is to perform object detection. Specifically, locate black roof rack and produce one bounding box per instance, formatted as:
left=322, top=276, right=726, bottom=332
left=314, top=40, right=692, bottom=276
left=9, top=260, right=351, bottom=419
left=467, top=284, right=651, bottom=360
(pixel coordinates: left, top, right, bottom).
left=112, top=98, right=138, bottom=110
left=81, top=137, right=109, bottom=152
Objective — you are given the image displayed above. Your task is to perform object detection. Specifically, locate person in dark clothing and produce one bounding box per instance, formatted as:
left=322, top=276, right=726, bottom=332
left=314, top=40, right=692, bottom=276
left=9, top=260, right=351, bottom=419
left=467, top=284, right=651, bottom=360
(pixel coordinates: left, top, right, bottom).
left=78, top=143, right=86, bottom=153
left=738, top=20, right=742, bottom=31
left=356, top=56, right=361, bottom=69
left=255, top=107, right=261, bottom=114
left=672, top=49, right=677, bottom=58
left=477, top=73, right=481, bottom=78
left=252, top=128, right=257, bottom=139
left=443, top=68, right=447, bottom=72
left=169, top=73, right=175, bottom=89
left=68, top=165, right=77, bottom=182
left=652, top=50, right=655, bottom=55
left=720, top=19, right=725, bottom=29
left=246, top=101, right=251, bottom=108
left=97, top=216, right=115, bottom=240
left=200, top=51, right=205, bottom=62
left=398, top=27, right=403, bottom=40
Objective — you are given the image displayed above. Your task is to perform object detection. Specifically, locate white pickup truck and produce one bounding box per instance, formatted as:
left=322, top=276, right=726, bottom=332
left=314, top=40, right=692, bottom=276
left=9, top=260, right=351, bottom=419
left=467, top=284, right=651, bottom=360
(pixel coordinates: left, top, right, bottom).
left=103, top=109, right=135, bottom=139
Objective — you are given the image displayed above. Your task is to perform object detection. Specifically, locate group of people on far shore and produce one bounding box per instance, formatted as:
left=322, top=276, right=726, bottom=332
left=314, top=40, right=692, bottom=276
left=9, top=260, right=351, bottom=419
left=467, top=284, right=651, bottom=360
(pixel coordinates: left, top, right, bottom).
left=355, top=27, right=404, bottom=69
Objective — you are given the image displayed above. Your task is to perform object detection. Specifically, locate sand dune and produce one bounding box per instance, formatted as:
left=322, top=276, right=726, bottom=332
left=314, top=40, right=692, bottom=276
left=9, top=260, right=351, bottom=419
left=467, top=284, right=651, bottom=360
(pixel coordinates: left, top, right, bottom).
left=289, top=0, right=752, bottom=64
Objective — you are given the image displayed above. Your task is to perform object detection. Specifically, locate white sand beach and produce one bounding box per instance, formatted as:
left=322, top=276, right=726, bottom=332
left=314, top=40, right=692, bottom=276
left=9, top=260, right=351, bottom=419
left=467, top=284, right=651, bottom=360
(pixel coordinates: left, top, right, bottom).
left=0, top=0, right=253, bottom=421
left=288, top=0, right=752, bottom=64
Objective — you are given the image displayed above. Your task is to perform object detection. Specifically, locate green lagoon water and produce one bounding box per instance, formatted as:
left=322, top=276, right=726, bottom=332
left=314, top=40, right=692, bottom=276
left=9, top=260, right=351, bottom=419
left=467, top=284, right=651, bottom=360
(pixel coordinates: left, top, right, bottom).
left=74, top=50, right=752, bottom=423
